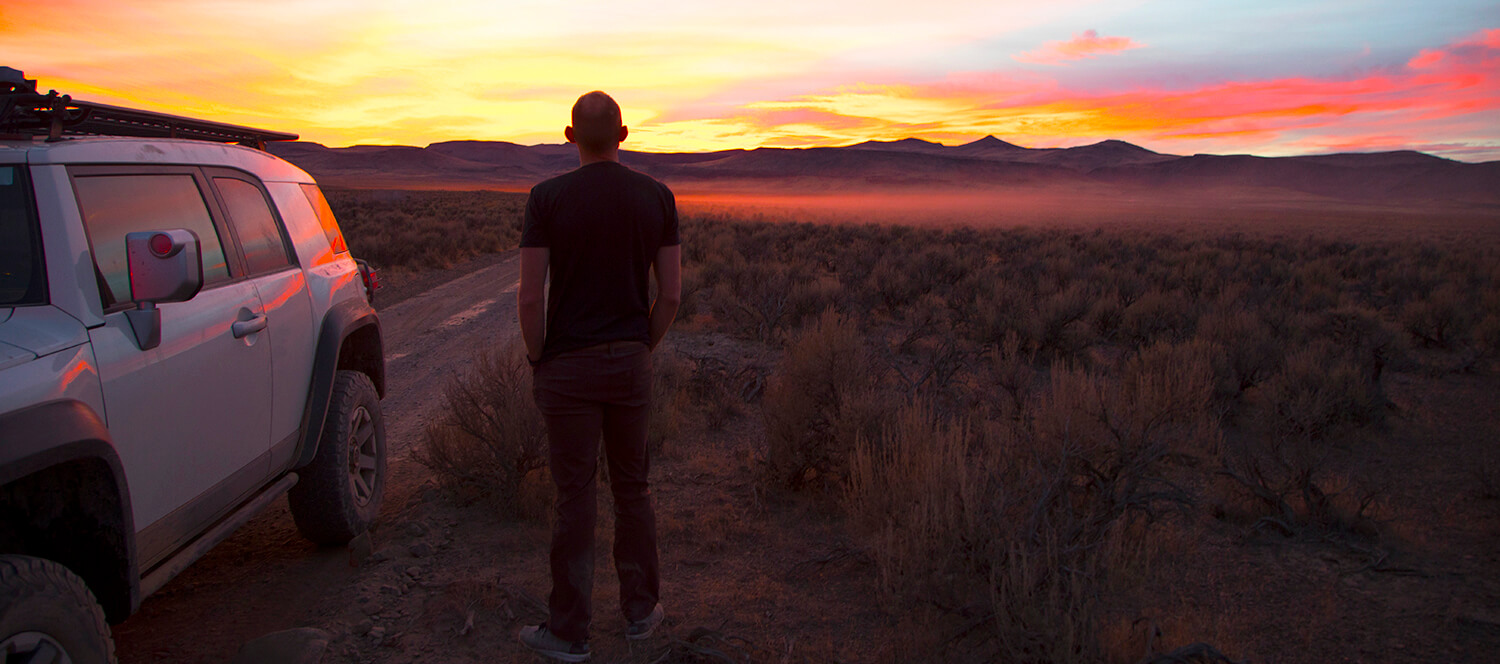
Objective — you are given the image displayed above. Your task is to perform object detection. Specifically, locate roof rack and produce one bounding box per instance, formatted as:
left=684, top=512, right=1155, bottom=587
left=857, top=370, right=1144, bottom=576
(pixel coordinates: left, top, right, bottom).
left=0, top=67, right=297, bottom=150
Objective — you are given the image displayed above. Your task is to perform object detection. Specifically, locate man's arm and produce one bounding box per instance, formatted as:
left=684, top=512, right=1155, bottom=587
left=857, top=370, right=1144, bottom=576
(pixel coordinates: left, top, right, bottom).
left=518, top=247, right=549, bottom=363
left=648, top=244, right=682, bottom=350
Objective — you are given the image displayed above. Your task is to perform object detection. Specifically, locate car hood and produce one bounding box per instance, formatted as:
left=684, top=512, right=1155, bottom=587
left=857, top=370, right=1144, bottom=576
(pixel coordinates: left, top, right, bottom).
left=0, top=306, right=89, bottom=372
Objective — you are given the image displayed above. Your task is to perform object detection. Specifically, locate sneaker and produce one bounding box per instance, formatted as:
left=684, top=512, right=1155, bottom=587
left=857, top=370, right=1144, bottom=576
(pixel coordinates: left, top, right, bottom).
left=518, top=624, right=591, bottom=662
left=625, top=603, right=664, bottom=641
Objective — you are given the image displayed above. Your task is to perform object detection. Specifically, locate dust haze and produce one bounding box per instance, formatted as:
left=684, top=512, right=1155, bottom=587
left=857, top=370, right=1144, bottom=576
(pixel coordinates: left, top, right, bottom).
left=673, top=183, right=1500, bottom=242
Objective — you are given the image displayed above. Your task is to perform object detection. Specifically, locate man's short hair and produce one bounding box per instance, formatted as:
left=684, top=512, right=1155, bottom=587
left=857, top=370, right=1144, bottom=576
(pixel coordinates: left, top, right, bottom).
left=571, top=91, right=622, bottom=152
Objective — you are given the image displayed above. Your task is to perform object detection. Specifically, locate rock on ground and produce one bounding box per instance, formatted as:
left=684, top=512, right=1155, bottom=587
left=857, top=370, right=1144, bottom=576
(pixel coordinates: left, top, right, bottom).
left=228, top=628, right=331, bottom=664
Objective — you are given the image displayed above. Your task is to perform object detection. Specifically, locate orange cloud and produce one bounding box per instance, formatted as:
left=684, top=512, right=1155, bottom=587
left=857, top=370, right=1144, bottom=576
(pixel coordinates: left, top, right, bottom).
left=1015, top=30, right=1144, bottom=65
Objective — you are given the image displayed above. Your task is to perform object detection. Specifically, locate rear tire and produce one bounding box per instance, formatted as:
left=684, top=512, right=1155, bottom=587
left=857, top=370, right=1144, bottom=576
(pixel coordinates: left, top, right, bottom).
left=289, top=370, right=387, bottom=545
left=0, top=555, right=116, bottom=664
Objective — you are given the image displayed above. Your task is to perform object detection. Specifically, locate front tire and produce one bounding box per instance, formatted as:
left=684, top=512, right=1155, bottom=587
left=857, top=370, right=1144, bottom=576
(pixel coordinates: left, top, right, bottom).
left=0, top=555, right=116, bottom=664
left=290, top=370, right=387, bottom=545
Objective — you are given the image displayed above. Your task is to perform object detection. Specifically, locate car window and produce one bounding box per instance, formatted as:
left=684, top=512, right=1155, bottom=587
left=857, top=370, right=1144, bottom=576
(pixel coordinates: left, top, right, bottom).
left=0, top=166, right=46, bottom=306
left=299, top=183, right=349, bottom=255
left=73, top=174, right=230, bottom=308
left=216, top=177, right=293, bottom=274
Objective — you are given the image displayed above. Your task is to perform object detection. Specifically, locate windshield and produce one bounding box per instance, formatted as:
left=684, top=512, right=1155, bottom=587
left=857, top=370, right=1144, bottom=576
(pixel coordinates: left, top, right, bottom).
left=0, top=165, right=45, bottom=306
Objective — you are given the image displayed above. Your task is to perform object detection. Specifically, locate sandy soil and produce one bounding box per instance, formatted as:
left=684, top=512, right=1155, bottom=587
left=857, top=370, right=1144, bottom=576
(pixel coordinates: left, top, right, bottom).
left=109, top=249, right=1500, bottom=663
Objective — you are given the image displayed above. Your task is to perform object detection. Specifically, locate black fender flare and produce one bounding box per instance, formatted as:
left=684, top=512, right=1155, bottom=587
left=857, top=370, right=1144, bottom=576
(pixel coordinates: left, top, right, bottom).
left=0, top=400, right=140, bottom=621
left=292, top=297, right=384, bottom=470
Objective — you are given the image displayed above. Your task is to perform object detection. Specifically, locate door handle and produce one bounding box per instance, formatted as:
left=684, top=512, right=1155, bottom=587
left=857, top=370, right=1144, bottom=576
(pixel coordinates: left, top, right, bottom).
left=232, top=313, right=268, bottom=338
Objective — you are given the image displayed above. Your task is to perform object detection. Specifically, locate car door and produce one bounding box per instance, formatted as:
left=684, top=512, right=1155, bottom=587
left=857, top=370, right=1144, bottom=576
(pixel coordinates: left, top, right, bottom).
left=71, top=167, right=275, bottom=570
left=206, top=170, right=315, bottom=470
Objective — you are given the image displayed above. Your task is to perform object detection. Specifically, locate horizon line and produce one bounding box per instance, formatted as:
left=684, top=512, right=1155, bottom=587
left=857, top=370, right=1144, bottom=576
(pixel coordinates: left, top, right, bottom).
left=281, top=136, right=1488, bottom=164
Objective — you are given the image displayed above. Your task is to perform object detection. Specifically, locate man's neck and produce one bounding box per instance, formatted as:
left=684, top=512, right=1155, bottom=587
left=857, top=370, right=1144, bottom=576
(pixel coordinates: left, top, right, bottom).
left=577, top=148, right=619, bottom=166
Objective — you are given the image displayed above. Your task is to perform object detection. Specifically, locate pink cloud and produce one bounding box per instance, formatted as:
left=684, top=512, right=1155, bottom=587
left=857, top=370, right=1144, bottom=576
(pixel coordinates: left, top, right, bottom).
left=1015, top=30, right=1144, bottom=65
left=1408, top=49, right=1445, bottom=69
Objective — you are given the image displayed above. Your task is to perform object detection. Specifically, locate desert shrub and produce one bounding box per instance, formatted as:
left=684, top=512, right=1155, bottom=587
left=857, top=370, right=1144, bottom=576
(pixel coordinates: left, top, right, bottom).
left=648, top=350, right=692, bottom=455
left=1217, top=431, right=1382, bottom=535
left=867, top=254, right=922, bottom=317
left=1312, top=306, right=1402, bottom=388
left=675, top=264, right=703, bottom=321
left=982, top=333, right=1038, bottom=422
left=894, top=292, right=952, bottom=352
left=708, top=261, right=797, bottom=343
left=974, top=281, right=1043, bottom=353
left=788, top=273, right=845, bottom=328
left=1087, top=291, right=1124, bottom=340
left=1113, top=272, right=1148, bottom=310
left=1400, top=283, right=1468, bottom=348
left=415, top=343, right=548, bottom=519
left=1119, top=289, right=1196, bottom=345
left=945, top=269, right=991, bottom=332
left=1194, top=308, right=1282, bottom=412
left=762, top=311, right=891, bottom=490
left=1253, top=343, right=1383, bottom=442
left=982, top=348, right=1218, bottom=662
left=1034, top=282, right=1096, bottom=361
left=1215, top=338, right=1390, bottom=534
left=676, top=354, right=750, bottom=432
left=881, top=334, right=981, bottom=421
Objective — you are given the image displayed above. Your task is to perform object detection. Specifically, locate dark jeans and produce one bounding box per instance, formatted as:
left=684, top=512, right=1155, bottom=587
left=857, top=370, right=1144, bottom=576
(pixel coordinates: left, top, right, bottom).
left=532, top=341, right=660, bottom=643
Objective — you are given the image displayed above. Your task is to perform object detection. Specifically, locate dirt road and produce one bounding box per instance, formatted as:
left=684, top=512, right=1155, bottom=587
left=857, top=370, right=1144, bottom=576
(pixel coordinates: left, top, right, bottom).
left=111, top=251, right=526, bottom=662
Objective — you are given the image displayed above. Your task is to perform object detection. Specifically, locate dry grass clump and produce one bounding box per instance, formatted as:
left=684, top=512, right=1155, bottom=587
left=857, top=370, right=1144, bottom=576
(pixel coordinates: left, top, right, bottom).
left=415, top=343, right=549, bottom=520
left=845, top=402, right=973, bottom=606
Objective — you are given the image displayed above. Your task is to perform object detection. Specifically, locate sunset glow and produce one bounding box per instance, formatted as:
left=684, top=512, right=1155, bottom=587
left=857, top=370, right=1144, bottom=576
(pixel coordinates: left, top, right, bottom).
left=3, top=0, right=1496, bottom=160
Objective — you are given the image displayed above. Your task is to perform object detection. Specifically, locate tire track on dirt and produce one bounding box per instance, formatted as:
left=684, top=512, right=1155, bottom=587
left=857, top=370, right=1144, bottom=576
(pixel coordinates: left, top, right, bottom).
left=378, top=251, right=522, bottom=458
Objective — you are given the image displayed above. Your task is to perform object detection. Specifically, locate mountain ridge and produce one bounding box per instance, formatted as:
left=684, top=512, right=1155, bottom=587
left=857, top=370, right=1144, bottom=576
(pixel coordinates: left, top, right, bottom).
left=267, top=136, right=1500, bottom=206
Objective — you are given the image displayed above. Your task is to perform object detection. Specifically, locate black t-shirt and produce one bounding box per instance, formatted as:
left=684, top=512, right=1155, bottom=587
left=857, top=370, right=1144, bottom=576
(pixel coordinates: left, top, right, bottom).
left=521, top=161, right=680, bottom=360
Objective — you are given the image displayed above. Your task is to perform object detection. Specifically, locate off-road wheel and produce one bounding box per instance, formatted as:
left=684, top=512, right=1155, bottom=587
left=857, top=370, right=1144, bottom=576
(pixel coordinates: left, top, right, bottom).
left=0, top=555, right=116, bottom=664
left=289, top=370, right=386, bottom=545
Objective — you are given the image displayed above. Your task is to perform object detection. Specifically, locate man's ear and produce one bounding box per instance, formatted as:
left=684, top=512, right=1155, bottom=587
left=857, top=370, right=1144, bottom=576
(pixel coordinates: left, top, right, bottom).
left=564, top=126, right=576, bottom=144
left=619, top=126, right=629, bottom=143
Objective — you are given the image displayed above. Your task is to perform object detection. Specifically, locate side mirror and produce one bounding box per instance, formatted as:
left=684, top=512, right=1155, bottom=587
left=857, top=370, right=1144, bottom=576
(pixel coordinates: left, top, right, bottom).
left=123, top=229, right=204, bottom=350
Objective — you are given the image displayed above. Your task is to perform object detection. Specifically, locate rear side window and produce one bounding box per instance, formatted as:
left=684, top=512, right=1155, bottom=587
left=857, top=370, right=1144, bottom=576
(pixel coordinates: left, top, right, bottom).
left=299, top=184, right=348, bottom=254
left=73, top=174, right=230, bottom=308
left=0, top=166, right=46, bottom=306
left=216, top=177, right=293, bottom=274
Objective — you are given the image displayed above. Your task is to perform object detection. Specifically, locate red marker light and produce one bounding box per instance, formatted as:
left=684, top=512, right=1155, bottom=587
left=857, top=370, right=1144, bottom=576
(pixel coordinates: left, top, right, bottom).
left=149, top=233, right=173, bottom=257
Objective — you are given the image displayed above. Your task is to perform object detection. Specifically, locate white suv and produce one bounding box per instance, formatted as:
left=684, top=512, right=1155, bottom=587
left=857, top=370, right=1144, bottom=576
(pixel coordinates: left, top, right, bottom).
left=0, top=69, right=386, bottom=662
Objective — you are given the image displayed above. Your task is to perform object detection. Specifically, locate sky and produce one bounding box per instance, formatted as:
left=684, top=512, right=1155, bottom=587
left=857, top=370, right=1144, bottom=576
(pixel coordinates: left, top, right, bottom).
left=3, top=0, right=1498, bottom=160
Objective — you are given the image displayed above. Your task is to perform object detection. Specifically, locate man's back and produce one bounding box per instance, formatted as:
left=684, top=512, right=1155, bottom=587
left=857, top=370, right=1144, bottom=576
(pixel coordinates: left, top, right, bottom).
left=522, top=161, right=679, bottom=360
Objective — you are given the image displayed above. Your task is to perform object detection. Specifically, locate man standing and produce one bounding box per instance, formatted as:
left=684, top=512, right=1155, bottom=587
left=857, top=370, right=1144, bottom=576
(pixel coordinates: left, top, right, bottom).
left=516, top=91, right=681, bottom=662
